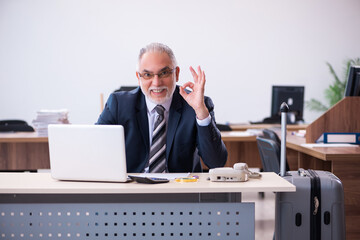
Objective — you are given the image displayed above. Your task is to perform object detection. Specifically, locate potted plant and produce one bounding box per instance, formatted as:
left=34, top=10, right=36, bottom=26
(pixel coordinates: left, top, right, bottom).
left=306, top=58, right=360, bottom=112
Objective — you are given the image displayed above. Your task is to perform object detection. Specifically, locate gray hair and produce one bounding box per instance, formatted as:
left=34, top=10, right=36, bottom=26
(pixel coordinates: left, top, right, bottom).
left=137, top=43, right=177, bottom=71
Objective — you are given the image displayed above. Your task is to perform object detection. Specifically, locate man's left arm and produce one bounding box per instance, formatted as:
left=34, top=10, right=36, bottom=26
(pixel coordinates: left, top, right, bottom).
left=179, top=66, right=228, bottom=168
left=196, top=97, right=228, bottom=168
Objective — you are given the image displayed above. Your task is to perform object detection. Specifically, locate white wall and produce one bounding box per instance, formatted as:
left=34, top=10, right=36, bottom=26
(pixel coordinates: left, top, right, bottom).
left=1, top=0, right=360, bottom=125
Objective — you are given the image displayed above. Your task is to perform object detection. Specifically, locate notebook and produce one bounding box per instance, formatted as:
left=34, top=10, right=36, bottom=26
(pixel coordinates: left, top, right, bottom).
left=48, top=124, right=128, bottom=182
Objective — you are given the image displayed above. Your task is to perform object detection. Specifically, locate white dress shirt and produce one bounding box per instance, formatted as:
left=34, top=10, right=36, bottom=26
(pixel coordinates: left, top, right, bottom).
left=143, top=95, right=211, bottom=172
left=144, top=96, right=211, bottom=146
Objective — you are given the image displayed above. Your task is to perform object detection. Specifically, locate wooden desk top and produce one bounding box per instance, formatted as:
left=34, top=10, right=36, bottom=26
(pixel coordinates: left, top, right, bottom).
left=0, top=172, right=295, bottom=194
left=222, top=130, right=360, bottom=161
left=1, top=131, right=357, bottom=162
left=0, top=132, right=47, bottom=143
left=221, top=131, right=257, bottom=142
left=0, top=131, right=258, bottom=143
left=229, top=123, right=308, bottom=131
left=286, top=133, right=360, bottom=161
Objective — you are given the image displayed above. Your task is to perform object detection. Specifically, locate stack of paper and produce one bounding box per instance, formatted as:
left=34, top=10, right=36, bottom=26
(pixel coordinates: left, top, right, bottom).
left=32, top=109, right=70, bottom=136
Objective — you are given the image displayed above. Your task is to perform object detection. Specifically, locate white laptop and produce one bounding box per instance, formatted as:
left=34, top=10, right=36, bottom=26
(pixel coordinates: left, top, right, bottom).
left=48, top=124, right=128, bottom=182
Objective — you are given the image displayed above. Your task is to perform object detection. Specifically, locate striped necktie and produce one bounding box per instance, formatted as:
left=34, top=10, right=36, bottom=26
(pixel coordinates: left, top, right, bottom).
left=149, top=105, right=167, bottom=173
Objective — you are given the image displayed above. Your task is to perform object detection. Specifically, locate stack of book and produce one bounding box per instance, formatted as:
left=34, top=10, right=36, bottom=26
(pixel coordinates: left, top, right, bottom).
left=32, top=109, right=70, bottom=136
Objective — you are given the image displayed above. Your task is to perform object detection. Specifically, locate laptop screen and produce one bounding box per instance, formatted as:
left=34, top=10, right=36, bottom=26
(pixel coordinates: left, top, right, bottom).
left=48, top=124, right=127, bottom=182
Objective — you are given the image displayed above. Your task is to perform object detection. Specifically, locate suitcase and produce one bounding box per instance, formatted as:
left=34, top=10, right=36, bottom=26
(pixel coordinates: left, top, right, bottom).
left=274, top=103, right=346, bottom=240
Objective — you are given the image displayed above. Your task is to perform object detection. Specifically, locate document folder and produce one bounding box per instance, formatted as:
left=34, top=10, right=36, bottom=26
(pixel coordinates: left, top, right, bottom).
left=323, top=132, right=360, bottom=144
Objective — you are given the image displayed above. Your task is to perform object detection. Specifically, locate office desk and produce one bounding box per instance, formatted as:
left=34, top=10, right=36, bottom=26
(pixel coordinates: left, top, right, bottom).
left=0, top=125, right=303, bottom=171
left=229, top=123, right=308, bottom=131
left=0, top=132, right=49, bottom=170
left=222, top=124, right=307, bottom=169
left=0, top=132, right=262, bottom=171
left=0, top=172, right=294, bottom=240
left=220, top=132, right=260, bottom=168
left=285, top=134, right=360, bottom=240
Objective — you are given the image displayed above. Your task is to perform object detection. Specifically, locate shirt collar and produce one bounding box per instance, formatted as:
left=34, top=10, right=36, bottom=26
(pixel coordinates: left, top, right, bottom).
left=144, top=96, right=172, bottom=114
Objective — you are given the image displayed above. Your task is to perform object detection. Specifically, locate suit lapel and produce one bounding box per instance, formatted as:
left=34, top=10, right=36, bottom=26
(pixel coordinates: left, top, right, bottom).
left=166, top=87, right=183, bottom=158
left=136, top=93, right=150, bottom=152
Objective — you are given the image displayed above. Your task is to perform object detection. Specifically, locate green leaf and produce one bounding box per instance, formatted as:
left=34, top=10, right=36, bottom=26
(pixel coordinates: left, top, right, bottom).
left=307, top=58, right=360, bottom=112
left=326, top=62, right=341, bottom=85
left=306, top=99, right=328, bottom=112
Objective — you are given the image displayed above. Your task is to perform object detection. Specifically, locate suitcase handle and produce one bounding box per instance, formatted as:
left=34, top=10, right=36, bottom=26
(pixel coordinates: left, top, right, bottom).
left=280, top=102, right=289, bottom=177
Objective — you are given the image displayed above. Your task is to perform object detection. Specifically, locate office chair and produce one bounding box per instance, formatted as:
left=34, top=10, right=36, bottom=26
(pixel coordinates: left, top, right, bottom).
left=114, top=86, right=138, bottom=92
left=0, top=120, right=34, bottom=132
left=263, top=129, right=281, bottom=144
left=216, top=123, right=232, bottom=131
left=256, top=137, right=282, bottom=173
left=262, top=129, right=290, bottom=171
left=100, top=86, right=139, bottom=113
left=256, top=135, right=286, bottom=240
left=256, top=138, right=290, bottom=174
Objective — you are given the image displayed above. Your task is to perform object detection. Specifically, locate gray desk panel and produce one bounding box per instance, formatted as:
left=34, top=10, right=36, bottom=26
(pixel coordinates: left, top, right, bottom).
left=0, top=193, right=241, bottom=203
left=0, top=202, right=254, bottom=240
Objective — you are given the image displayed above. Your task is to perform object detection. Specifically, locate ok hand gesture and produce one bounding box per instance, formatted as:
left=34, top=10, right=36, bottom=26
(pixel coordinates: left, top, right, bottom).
left=179, top=66, right=209, bottom=120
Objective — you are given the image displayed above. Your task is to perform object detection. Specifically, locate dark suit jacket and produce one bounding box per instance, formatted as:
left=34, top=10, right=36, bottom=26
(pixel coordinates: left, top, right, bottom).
left=97, top=86, right=227, bottom=173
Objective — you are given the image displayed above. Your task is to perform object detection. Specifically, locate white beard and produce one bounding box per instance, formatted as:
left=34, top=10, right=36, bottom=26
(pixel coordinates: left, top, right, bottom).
left=140, top=80, right=176, bottom=105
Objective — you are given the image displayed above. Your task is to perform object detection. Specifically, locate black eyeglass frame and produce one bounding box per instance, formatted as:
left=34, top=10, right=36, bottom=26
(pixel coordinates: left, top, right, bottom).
left=138, top=67, right=176, bottom=80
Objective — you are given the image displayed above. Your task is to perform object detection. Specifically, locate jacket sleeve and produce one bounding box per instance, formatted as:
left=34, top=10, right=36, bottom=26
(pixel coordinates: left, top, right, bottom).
left=96, top=93, right=118, bottom=124
left=196, top=96, right=228, bottom=168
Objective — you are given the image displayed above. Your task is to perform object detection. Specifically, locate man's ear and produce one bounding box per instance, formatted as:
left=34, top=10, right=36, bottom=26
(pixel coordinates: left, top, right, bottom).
left=136, top=72, right=141, bottom=85
left=175, top=66, right=180, bottom=82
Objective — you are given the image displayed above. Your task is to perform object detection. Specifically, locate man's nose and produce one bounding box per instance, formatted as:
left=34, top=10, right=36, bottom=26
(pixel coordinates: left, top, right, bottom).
left=152, top=75, right=162, bottom=86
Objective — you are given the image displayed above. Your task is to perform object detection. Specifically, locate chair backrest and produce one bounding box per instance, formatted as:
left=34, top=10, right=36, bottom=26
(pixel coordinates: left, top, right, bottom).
left=114, top=86, right=138, bottom=92
left=262, top=128, right=281, bottom=145
left=0, top=120, right=34, bottom=132
left=216, top=123, right=232, bottom=131
left=256, top=137, right=282, bottom=173
left=262, top=128, right=290, bottom=171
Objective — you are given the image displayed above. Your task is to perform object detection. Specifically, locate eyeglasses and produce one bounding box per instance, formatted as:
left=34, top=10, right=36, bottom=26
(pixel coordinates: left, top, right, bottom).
left=138, top=68, right=175, bottom=80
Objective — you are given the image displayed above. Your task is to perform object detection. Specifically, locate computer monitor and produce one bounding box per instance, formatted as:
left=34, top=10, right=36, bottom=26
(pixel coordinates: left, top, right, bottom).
left=344, top=65, right=360, bottom=97
left=271, top=86, right=305, bottom=123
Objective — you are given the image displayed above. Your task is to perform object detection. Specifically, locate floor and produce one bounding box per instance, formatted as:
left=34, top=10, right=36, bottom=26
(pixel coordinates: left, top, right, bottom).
left=242, top=192, right=275, bottom=240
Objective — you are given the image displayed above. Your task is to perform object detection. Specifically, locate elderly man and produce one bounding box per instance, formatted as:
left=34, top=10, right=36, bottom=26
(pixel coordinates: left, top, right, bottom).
left=97, top=43, right=227, bottom=173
